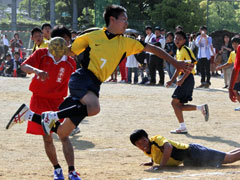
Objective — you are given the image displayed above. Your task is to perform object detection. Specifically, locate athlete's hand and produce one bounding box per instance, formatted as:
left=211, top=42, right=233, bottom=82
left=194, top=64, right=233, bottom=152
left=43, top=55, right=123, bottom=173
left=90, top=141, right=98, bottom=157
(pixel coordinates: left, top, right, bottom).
left=145, top=165, right=162, bottom=172
left=140, top=161, right=153, bottom=166
left=175, top=61, right=193, bottom=73
left=165, top=81, right=172, bottom=88
left=229, top=88, right=237, bottom=102
left=35, top=69, right=49, bottom=81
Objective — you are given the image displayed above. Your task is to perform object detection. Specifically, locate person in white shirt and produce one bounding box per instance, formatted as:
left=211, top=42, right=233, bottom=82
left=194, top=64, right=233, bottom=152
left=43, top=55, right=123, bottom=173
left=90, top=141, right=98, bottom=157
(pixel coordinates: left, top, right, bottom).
left=3, top=34, right=9, bottom=57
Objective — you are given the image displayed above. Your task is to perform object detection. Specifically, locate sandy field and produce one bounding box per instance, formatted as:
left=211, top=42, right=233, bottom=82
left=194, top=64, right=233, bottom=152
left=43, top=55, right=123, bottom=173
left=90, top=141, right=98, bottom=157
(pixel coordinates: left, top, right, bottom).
left=1, top=74, right=240, bottom=180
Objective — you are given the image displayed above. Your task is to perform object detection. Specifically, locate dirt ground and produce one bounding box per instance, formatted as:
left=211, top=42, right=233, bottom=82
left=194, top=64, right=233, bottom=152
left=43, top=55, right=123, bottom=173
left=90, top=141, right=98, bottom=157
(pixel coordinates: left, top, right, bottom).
left=1, top=74, right=240, bottom=180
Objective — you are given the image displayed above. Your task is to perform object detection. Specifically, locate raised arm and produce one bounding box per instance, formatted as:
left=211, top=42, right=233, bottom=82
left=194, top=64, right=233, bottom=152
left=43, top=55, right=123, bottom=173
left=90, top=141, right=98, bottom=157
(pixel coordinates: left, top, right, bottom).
left=143, top=44, right=193, bottom=72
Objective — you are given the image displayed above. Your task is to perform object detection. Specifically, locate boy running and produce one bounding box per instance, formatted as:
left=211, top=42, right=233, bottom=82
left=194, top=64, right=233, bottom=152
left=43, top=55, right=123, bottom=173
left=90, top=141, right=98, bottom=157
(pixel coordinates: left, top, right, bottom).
left=7, top=5, right=192, bottom=178
left=166, top=31, right=209, bottom=134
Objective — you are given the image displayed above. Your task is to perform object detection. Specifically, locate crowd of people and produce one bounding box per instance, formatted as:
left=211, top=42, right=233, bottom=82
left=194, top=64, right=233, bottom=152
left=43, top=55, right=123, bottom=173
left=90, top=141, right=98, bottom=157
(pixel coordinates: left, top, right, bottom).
left=107, top=24, right=239, bottom=90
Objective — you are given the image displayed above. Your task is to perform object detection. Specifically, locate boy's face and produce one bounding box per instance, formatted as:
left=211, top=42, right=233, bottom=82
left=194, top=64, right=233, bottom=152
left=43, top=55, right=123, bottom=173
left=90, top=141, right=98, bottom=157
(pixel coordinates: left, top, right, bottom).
left=232, top=42, right=238, bottom=51
left=14, top=54, right=20, bottom=60
left=174, top=34, right=186, bottom=49
left=42, top=26, right=52, bottom=38
left=135, top=137, right=151, bottom=153
left=32, top=32, right=43, bottom=45
left=145, top=29, right=152, bottom=35
left=166, top=35, right=173, bottom=42
left=155, top=30, right=161, bottom=37
left=111, top=12, right=128, bottom=34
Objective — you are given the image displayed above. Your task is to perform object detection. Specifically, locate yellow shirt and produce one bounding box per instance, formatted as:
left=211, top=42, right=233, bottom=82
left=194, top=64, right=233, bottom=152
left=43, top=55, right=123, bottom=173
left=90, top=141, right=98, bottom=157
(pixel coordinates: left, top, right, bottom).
left=176, top=45, right=197, bottom=74
left=71, top=28, right=144, bottom=82
left=144, top=135, right=189, bottom=166
left=32, top=40, right=49, bottom=53
left=227, top=51, right=236, bottom=64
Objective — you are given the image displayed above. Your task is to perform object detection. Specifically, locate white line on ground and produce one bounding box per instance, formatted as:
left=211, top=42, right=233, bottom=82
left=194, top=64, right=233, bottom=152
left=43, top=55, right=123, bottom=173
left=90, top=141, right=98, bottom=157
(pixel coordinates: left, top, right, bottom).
left=141, top=170, right=240, bottom=180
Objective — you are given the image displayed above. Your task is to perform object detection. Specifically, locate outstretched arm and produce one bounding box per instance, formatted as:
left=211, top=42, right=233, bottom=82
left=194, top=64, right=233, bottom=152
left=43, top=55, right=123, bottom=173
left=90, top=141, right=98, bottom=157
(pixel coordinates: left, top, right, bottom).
left=149, top=142, right=173, bottom=171
left=143, top=44, right=193, bottom=73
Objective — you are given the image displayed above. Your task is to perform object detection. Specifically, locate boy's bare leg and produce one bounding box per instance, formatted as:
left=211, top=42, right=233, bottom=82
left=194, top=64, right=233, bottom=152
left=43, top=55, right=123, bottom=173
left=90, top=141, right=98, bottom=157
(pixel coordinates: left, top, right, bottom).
left=171, top=99, right=184, bottom=123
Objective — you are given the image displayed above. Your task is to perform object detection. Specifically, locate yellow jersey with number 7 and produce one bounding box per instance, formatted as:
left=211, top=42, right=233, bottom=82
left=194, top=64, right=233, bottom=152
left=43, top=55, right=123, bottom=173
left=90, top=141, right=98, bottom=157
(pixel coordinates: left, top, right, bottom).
left=71, top=28, right=145, bottom=82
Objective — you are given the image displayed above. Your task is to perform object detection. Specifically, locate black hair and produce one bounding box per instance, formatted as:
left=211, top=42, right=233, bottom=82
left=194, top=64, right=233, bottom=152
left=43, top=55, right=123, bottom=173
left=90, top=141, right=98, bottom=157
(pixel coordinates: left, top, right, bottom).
left=175, top=25, right=183, bottom=30
left=31, top=27, right=42, bottom=36
left=130, top=129, right=148, bottom=146
left=103, top=5, right=127, bottom=27
left=41, top=23, right=52, bottom=30
left=14, top=52, right=20, bottom=56
left=175, top=30, right=187, bottom=40
left=200, top=25, right=207, bottom=31
left=51, top=25, right=71, bottom=39
left=166, top=31, right=174, bottom=39
left=231, top=36, right=240, bottom=44
left=145, top=25, right=152, bottom=30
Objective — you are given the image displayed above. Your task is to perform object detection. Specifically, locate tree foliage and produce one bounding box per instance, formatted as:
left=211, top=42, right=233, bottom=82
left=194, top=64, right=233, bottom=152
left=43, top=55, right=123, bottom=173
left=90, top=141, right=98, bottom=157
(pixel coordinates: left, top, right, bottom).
left=2, top=0, right=240, bottom=33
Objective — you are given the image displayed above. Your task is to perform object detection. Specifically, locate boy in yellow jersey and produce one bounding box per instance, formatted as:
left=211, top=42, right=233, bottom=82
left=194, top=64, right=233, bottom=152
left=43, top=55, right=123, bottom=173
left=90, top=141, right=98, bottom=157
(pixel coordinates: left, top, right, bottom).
left=130, top=129, right=240, bottom=170
left=42, top=23, right=52, bottom=41
left=166, top=31, right=209, bottom=134
left=216, top=36, right=240, bottom=89
left=10, top=5, right=192, bottom=167
left=31, top=27, right=48, bottom=53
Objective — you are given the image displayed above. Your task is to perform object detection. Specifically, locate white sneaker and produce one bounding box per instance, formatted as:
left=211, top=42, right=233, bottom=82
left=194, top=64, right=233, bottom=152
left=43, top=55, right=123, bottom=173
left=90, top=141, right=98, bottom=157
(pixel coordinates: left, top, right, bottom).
left=6, top=104, right=30, bottom=129
left=234, top=107, right=240, bottom=111
left=201, top=104, right=209, bottom=121
left=170, top=128, right=188, bottom=134
left=41, top=112, right=58, bottom=135
left=70, top=127, right=80, bottom=136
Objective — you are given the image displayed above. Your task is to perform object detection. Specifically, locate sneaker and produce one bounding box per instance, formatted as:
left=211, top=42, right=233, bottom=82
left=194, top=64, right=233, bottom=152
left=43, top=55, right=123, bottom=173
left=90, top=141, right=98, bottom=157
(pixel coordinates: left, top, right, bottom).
left=68, top=171, right=81, bottom=180
left=234, top=107, right=240, bottom=111
left=41, top=111, right=58, bottom=135
left=6, top=104, right=30, bottom=129
left=54, top=168, right=64, bottom=180
left=201, top=104, right=209, bottom=121
left=70, top=127, right=80, bottom=136
left=170, top=128, right=188, bottom=134
left=197, top=84, right=205, bottom=88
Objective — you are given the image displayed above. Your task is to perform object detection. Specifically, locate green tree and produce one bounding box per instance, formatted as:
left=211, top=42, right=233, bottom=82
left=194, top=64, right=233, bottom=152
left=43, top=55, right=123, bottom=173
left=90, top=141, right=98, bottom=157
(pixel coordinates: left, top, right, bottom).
left=150, top=0, right=204, bottom=33
left=204, top=0, right=240, bottom=32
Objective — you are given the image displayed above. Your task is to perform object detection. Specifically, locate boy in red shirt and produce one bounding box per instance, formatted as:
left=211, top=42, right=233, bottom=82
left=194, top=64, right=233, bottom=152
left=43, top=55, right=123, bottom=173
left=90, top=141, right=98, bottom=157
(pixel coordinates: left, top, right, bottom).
left=6, top=26, right=81, bottom=180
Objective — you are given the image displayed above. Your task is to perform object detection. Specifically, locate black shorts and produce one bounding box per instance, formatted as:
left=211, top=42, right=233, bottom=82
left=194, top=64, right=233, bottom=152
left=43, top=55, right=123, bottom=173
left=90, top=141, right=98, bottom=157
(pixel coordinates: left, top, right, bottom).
left=172, top=73, right=194, bottom=103
left=68, top=68, right=101, bottom=100
left=183, top=143, right=226, bottom=167
left=234, top=82, right=240, bottom=91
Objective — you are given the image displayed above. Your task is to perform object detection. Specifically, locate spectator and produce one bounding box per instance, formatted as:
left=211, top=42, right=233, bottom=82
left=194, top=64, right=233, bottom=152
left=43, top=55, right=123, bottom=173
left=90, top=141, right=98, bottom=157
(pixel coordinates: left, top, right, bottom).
left=126, top=54, right=139, bottom=84
left=119, top=57, right=127, bottom=83
left=164, top=32, right=176, bottom=85
left=10, top=33, right=23, bottom=58
left=13, top=52, right=26, bottom=77
left=141, top=25, right=156, bottom=84
left=195, top=25, right=214, bottom=88
left=3, top=34, right=9, bottom=57
left=189, top=33, right=199, bottom=74
left=218, top=34, right=233, bottom=88
left=3, top=53, right=14, bottom=77
left=149, top=27, right=165, bottom=86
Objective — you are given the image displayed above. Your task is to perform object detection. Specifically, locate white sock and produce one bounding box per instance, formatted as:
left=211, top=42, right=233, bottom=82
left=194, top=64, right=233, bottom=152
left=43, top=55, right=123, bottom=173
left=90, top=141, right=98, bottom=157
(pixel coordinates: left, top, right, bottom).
left=25, top=110, right=34, bottom=121
left=196, top=105, right=203, bottom=111
left=180, top=122, right=186, bottom=129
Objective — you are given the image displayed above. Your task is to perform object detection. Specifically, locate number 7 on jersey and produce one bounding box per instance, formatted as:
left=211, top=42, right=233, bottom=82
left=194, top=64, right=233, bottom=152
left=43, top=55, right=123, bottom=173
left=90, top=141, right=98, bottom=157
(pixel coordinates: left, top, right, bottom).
left=100, top=58, right=107, bottom=69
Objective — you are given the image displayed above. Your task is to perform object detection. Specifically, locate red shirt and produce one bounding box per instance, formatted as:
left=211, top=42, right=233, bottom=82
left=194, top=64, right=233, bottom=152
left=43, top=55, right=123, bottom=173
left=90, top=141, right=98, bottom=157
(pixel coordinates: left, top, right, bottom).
left=22, top=48, right=76, bottom=99
left=235, top=45, right=240, bottom=72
